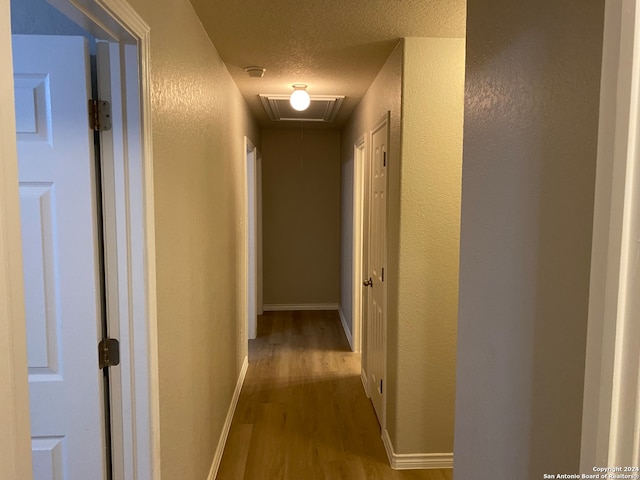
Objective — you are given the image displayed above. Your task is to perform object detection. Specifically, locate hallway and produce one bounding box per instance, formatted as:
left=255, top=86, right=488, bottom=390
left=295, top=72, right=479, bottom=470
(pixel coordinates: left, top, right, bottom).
left=216, top=311, right=452, bottom=480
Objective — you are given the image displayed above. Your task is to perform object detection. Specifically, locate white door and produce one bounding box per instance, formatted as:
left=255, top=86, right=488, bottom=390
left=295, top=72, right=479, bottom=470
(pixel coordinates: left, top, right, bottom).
left=367, top=117, right=388, bottom=425
left=13, top=34, right=107, bottom=479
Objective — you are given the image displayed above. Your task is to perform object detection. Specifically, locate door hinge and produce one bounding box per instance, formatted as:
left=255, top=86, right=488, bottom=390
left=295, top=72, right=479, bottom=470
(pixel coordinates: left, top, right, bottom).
left=382, top=268, right=385, bottom=282
left=383, top=152, right=387, bottom=167
left=88, top=99, right=112, bottom=132
left=380, top=379, right=383, bottom=394
left=98, top=338, right=120, bottom=369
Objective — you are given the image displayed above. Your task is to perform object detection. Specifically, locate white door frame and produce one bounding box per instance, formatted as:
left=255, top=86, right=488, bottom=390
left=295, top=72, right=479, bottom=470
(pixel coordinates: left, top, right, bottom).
left=256, top=149, right=264, bottom=316
left=581, top=0, right=640, bottom=470
left=0, top=0, right=161, bottom=477
left=351, top=135, right=366, bottom=354
left=245, top=136, right=260, bottom=341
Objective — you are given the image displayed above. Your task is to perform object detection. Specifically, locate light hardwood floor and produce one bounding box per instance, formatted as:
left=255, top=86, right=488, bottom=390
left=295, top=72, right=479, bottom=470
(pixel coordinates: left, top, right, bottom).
left=216, top=310, right=453, bottom=480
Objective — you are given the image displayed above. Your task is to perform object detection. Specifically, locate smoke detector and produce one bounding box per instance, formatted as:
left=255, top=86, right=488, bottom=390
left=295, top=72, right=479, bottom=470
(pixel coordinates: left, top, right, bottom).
left=244, top=66, right=265, bottom=78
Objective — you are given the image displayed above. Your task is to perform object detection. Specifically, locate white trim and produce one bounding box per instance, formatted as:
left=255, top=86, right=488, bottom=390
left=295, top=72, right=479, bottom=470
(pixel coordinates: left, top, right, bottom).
left=262, top=303, right=339, bottom=311
left=381, top=430, right=453, bottom=470
left=245, top=137, right=258, bottom=342
left=207, top=356, right=249, bottom=480
left=352, top=135, right=366, bottom=354
left=339, top=308, right=354, bottom=351
left=582, top=0, right=640, bottom=471
left=256, top=152, right=263, bottom=316
left=361, top=369, right=369, bottom=398
left=0, top=1, right=33, bottom=476
left=92, top=2, right=162, bottom=477
left=95, top=39, right=129, bottom=478
left=136, top=23, right=163, bottom=479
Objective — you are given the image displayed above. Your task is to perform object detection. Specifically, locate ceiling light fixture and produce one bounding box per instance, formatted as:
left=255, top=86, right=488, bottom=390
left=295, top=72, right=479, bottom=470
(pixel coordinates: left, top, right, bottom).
left=290, top=84, right=311, bottom=111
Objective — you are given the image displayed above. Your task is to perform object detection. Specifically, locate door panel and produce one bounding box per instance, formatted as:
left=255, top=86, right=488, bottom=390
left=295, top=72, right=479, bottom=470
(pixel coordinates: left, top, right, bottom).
left=367, top=117, right=388, bottom=425
left=13, top=34, right=106, bottom=480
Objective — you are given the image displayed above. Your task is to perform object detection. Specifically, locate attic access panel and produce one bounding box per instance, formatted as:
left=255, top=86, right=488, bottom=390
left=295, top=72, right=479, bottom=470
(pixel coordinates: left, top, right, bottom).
left=259, top=94, right=345, bottom=122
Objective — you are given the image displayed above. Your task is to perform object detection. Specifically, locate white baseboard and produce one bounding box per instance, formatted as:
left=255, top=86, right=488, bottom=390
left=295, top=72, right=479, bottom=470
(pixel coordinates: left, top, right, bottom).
left=207, top=356, right=249, bottom=480
left=381, top=430, right=453, bottom=470
left=262, top=303, right=339, bottom=311
left=338, top=308, right=354, bottom=351
left=361, top=368, right=369, bottom=398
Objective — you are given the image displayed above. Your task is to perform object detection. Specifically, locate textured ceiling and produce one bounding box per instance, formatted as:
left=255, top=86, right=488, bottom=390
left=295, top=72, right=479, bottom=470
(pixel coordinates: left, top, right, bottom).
left=189, top=0, right=466, bottom=127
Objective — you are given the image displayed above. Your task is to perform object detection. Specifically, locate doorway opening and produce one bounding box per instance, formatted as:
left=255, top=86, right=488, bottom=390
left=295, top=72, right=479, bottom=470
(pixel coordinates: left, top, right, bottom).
left=352, top=135, right=367, bottom=356
left=245, top=136, right=262, bottom=344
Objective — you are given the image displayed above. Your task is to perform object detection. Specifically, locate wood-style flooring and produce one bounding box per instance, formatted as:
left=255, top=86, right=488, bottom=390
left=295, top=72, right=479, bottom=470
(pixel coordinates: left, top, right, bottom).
left=216, top=310, right=453, bottom=480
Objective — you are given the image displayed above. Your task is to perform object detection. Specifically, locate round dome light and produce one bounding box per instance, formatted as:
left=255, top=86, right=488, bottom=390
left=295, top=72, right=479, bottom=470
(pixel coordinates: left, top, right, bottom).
left=290, top=84, right=311, bottom=111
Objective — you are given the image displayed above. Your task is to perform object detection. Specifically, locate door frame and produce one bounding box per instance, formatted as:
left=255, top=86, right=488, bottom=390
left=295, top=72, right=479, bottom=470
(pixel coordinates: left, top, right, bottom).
left=352, top=135, right=367, bottom=354
left=257, top=149, right=263, bottom=317
left=0, top=0, right=161, bottom=477
left=245, top=136, right=260, bottom=342
left=581, top=0, right=640, bottom=470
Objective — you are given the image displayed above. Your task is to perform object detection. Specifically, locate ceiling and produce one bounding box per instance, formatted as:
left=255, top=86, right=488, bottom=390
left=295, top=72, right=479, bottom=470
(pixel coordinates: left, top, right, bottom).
left=188, top=0, right=466, bottom=128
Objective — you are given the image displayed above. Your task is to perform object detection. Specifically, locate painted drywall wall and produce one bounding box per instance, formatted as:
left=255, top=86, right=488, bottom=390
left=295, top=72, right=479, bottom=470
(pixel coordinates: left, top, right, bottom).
left=115, top=0, right=259, bottom=478
left=340, top=37, right=465, bottom=456
left=10, top=0, right=91, bottom=37
left=392, top=37, right=464, bottom=455
left=455, top=0, right=605, bottom=477
left=262, top=128, right=341, bottom=306
left=0, top=1, right=33, bottom=477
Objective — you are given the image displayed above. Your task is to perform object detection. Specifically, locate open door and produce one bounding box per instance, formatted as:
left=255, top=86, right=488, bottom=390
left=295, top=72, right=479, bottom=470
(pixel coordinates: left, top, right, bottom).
left=13, top=34, right=107, bottom=479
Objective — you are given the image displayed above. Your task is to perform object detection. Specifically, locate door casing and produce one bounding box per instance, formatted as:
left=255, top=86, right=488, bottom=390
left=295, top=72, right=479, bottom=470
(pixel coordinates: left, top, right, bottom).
left=351, top=135, right=366, bottom=356
left=581, top=0, right=640, bottom=470
left=245, top=136, right=261, bottom=343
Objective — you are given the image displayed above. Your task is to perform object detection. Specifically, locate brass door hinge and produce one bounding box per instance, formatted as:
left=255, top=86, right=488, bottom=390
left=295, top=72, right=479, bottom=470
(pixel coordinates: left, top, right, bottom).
left=88, top=99, right=112, bottom=132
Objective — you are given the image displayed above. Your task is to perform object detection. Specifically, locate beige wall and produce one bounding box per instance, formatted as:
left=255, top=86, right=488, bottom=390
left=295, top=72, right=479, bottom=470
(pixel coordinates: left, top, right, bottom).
left=262, top=128, right=341, bottom=306
left=455, top=0, right=605, bottom=477
left=393, top=37, right=465, bottom=454
left=0, top=1, right=32, bottom=477
left=340, top=37, right=465, bottom=456
left=122, top=0, right=259, bottom=477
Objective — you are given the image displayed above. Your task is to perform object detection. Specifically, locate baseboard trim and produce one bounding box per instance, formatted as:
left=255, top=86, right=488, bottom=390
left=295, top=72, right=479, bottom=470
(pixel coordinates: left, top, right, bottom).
left=338, top=308, right=354, bottom=351
left=381, top=430, right=453, bottom=470
left=207, top=356, right=249, bottom=480
left=262, top=303, right=339, bottom=311
left=361, top=368, right=369, bottom=398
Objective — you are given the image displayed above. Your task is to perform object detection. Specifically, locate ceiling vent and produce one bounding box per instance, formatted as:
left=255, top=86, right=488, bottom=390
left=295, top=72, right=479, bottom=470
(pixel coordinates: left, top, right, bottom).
left=259, top=94, right=345, bottom=122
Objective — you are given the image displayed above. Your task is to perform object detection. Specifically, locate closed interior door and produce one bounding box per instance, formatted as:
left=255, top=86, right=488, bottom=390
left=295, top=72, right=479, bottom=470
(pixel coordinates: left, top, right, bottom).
left=367, top=117, right=388, bottom=425
left=13, top=34, right=107, bottom=479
